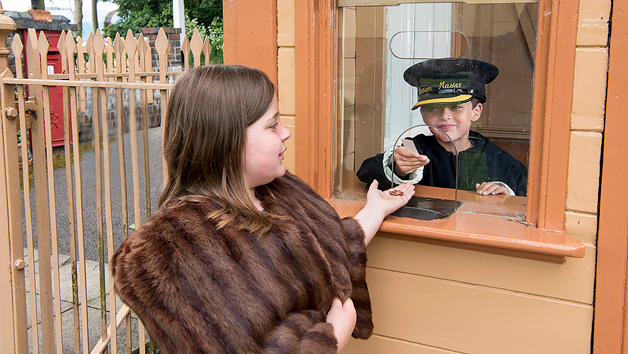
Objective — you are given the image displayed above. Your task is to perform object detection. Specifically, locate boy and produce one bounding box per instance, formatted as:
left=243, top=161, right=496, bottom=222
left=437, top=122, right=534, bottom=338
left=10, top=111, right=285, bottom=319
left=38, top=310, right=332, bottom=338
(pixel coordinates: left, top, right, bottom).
left=356, top=58, right=528, bottom=196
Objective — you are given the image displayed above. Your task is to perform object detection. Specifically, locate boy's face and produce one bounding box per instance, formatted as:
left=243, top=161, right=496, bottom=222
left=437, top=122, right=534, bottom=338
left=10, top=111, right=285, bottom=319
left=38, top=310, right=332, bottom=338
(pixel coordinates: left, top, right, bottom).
left=420, top=101, right=482, bottom=151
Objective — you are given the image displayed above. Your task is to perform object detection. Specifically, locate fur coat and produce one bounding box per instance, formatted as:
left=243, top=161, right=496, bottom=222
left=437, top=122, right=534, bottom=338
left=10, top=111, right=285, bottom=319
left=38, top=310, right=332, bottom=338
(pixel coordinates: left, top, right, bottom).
left=111, top=172, right=372, bottom=353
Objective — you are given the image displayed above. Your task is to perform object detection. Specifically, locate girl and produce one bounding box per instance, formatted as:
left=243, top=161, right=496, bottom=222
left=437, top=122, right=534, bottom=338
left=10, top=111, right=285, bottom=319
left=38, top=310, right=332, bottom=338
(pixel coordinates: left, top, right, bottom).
left=111, top=65, right=414, bottom=353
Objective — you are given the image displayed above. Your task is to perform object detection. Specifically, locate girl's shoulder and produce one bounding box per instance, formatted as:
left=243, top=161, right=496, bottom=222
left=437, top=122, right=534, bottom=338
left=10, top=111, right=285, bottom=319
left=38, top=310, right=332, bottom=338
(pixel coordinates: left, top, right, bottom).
left=267, top=172, right=319, bottom=199
left=118, top=197, right=221, bottom=251
left=263, top=172, right=339, bottom=220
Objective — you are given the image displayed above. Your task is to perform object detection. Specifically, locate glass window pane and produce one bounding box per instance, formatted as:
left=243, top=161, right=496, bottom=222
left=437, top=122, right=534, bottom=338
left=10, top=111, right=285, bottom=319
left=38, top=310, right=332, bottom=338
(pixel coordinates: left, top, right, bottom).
left=336, top=1, right=536, bottom=219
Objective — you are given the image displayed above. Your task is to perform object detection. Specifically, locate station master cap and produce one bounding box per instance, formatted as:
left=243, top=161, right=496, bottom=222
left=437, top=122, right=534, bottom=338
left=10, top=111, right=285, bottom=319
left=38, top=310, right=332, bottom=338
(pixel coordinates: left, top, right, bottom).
left=403, top=58, right=499, bottom=110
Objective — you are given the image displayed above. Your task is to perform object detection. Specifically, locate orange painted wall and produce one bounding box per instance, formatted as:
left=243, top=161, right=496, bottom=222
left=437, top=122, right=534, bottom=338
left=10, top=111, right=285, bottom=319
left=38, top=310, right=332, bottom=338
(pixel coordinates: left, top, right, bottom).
left=223, top=0, right=278, bottom=85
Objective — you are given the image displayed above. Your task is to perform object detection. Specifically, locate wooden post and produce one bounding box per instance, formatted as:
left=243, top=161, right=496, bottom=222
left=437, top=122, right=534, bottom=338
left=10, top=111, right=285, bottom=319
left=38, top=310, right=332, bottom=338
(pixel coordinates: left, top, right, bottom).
left=0, top=12, right=20, bottom=354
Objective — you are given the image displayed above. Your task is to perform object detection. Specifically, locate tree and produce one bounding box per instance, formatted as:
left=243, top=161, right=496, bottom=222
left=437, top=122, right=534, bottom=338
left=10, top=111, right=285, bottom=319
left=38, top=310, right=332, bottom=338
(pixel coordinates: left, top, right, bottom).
left=184, top=0, right=221, bottom=30
left=105, top=0, right=223, bottom=62
left=74, top=0, right=83, bottom=35
left=92, top=0, right=98, bottom=30
left=105, top=0, right=221, bottom=36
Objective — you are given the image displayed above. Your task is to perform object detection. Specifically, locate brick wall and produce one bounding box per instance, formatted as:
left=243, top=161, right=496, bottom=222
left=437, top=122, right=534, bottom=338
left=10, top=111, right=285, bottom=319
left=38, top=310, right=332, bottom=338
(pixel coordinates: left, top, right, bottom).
left=139, top=27, right=182, bottom=72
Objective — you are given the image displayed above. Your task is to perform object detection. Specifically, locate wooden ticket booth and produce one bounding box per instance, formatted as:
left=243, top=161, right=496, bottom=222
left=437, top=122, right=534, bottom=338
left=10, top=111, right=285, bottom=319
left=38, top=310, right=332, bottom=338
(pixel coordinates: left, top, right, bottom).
left=223, top=0, right=628, bottom=352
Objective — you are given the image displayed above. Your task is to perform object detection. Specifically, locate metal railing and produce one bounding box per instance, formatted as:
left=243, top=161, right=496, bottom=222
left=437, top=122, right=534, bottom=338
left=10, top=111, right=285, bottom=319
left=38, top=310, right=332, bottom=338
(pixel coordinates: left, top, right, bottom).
left=0, top=15, right=213, bottom=354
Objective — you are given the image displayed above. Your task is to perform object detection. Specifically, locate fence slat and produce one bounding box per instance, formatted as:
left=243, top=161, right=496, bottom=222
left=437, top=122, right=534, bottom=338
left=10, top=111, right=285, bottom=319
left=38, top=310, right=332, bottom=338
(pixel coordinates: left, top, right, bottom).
left=65, top=31, right=91, bottom=354
left=106, top=37, right=114, bottom=75
left=113, top=32, right=133, bottom=354
left=0, top=68, right=23, bottom=354
left=3, top=77, right=173, bottom=90
left=203, top=36, right=212, bottom=65
left=113, top=33, right=129, bottom=242
left=76, top=37, right=87, bottom=111
left=138, top=35, right=151, bottom=222
left=124, top=30, right=147, bottom=354
left=89, top=30, right=110, bottom=354
left=38, top=30, right=65, bottom=354
left=85, top=33, right=95, bottom=74
left=190, top=28, right=203, bottom=68
left=155, top=29, right=170, bottom=188
left=142, top=38, right=153, bottom=104
left=101, top=36, right=121, bottom=353
left=95, top=29, right=119, bottom=354
left=21, top=37, right=39, bottom=354
left=90, top=305, right=131, bottom=354
left=138, top=35, right=154, bottom=353
left=48, top=70, right=180, bottom=80
left=181, top=35, right=190, bottom=70
left=3, top=35, right=28, bottom=353
left=59, top=30, right=82, bottom=354
left=26, top=28, right=57, bottom=354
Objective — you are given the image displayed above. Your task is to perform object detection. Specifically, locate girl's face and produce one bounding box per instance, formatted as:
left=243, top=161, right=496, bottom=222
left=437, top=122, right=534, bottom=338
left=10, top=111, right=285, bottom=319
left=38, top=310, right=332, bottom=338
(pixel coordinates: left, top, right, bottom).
left=243, top=95, right=291, bottom=189
left=420, top=101, right=482, bottom=152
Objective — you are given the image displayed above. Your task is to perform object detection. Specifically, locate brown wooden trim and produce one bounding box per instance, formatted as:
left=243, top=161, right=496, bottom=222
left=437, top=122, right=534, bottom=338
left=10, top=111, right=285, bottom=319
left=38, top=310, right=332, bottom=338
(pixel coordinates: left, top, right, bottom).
left=329, top=197, right=584, bottom=262
left=0, top=68, right=23, bottom=354
left=223, top=0, right=278, bottom=85
left=526, top=0, right=579, bottom=230
left=295, top=0, right=336, bottom=197
left=593, top=0, right=628, bottom=350
left=295, top=0, right=579, bottom=224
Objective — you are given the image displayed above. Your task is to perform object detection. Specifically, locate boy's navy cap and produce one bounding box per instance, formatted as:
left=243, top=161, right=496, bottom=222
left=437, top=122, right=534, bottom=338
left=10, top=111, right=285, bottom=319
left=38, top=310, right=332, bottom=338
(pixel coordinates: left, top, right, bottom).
left=403, top=58, right=499, bottom=110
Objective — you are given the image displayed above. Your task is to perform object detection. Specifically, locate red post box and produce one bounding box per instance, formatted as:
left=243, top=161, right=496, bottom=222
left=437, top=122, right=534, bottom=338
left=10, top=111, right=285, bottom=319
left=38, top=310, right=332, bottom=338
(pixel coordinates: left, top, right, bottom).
left=7, top=10, right=76, bottom=148
left=22, top=29, right=68, bottom=147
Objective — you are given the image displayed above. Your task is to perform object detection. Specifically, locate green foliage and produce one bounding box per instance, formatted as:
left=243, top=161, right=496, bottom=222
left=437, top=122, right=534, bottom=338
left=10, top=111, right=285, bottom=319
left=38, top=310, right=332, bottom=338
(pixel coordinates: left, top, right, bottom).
left=185, top=16, right=223, bottom=63
left=105, top=1, right=173, bottom=38
left=104, top=0, right=223, bottom=63
left=183, top=0, right=222, bottom=29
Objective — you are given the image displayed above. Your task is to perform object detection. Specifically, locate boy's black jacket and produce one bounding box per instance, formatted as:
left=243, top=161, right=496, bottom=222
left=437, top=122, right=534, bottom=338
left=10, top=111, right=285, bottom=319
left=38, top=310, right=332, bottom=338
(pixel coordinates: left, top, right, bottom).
left=357, top=130, right=528, bottom=196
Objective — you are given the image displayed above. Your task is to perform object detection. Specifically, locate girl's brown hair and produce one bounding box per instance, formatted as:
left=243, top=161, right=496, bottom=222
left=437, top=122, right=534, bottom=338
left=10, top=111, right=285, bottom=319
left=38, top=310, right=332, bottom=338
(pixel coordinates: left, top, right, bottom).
left=159, top=65, right=278, bottom=233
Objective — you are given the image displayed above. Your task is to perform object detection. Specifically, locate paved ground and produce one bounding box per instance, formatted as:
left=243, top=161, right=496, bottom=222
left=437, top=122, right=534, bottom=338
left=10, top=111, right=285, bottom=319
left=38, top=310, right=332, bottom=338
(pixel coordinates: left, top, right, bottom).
left=24, top=248, right=143, bottom=353
left=22, top=126, right=164, bottom=353
left=22, top=126, right=164, bottom=261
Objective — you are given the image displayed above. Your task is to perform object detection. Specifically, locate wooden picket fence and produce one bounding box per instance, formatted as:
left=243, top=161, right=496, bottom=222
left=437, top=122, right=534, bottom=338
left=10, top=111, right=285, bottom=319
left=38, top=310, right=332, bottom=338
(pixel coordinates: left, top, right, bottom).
left=0, top=24, right=214, bottom=354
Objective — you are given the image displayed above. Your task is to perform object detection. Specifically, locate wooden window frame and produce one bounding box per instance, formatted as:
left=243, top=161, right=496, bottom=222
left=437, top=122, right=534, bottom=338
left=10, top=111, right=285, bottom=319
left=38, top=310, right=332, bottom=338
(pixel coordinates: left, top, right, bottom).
left=294, top=0, right=582, bottom=260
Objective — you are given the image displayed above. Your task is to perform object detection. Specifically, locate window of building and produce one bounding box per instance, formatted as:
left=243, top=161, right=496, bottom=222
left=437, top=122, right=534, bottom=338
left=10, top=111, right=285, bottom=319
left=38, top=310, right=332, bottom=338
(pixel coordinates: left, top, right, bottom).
left=335, top=0, right=538, bottom=219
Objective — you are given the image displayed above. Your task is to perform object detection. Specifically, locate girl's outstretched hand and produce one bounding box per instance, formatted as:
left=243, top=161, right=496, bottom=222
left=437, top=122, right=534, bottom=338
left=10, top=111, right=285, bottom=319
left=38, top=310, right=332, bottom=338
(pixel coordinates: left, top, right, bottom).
left=354, top=180, right=415, bottom=247
left=366, top=180, right=415, bottom=217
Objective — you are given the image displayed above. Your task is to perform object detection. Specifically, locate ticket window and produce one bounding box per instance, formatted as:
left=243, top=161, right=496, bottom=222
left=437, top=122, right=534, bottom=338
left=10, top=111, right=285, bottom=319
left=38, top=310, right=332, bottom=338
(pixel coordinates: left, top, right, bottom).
left=335, top=0, right=537, bottom=218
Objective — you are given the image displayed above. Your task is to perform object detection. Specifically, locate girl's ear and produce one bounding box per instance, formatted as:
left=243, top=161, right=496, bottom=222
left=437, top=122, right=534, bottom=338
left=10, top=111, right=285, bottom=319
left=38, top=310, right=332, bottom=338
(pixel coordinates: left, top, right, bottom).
left=471, top=102, right=483, bottom=122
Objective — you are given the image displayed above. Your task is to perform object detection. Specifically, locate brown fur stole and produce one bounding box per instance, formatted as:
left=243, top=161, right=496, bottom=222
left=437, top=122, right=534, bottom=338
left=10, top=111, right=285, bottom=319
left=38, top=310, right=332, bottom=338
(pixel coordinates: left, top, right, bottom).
left=111, top=172, right=372, bottom=353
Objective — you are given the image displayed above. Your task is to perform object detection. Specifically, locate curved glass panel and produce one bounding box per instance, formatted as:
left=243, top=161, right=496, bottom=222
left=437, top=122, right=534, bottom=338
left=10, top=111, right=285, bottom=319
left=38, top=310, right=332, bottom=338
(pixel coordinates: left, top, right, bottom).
left=388, top=124, right=461, bottom=220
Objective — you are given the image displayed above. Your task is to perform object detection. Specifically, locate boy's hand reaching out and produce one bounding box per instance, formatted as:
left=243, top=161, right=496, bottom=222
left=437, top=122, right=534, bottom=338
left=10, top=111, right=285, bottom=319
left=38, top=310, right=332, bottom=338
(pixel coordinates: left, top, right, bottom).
left=475, top=182, right=508, bottom=195
left=393, top=146, right=430, bottom=176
